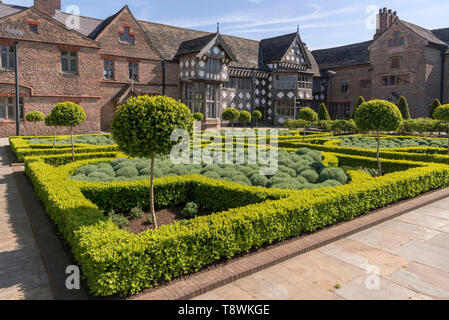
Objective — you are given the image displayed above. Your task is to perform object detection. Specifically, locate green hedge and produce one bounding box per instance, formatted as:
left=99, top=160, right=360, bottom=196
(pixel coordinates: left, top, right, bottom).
left=23, top=148, right=449, bottom=297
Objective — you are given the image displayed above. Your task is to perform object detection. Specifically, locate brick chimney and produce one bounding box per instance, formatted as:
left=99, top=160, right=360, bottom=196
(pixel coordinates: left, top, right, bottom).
left=34, top=0, right=61, bottom=17
left=374, top=8, right=398, bottom=39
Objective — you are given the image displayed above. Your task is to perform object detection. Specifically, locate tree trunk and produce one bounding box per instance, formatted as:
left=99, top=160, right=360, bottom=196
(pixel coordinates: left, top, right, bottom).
left=53, top=127, right=57, bottom=149
left=71, top=126, right=75, bottom=162
left=150, top=157, right=158, bottom=229
left=377, top=131, right=382, bottom=176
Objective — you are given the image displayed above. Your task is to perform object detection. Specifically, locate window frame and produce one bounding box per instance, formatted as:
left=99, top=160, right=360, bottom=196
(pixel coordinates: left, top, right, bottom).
left=340, top=80, right=349, bottom=93
left=61, top=50, right=78, bottom=74
left=1, top=45, right=15, bottom=70
left=0, top=97, right=24, bottom=121
left=120, top=27, right=135, bottom=45
left=103, top=59, right=115, bottom=80
left=274, top=75, right=297, bottom=90
left=128, top=62, right=139, bottom=81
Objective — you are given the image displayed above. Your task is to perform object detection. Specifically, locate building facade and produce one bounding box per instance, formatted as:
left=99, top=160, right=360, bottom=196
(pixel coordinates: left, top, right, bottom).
left=0, top=0, right=324, bottom=137
left=313, top=8, right=449, bottom=119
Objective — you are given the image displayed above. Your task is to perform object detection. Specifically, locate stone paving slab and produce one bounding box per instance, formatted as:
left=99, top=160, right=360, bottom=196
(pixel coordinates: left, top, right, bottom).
left=0, top=139, right=54, bottom=300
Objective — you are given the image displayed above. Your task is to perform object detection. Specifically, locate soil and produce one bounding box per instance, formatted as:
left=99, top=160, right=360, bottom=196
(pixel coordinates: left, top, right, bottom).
left=128, top=205, right=212, bottom=234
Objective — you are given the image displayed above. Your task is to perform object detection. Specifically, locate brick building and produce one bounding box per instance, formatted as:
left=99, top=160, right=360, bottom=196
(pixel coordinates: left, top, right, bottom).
left=0, top=0, right=323, bottom=137
left=313, top=8, right=449, bottom=119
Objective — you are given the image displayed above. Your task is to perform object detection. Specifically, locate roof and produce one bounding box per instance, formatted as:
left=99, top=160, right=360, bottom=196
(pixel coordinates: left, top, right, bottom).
left=401, top=21, right=448, bottom=47
left=0, top=2, right=318, bottom=71
left=432, top=27, right=449, bottom=45
left=176, top=33, right=218, bottom=56
left=312, top=40, right=372, bottom=70
left=260, top=32, right=297, bottom=62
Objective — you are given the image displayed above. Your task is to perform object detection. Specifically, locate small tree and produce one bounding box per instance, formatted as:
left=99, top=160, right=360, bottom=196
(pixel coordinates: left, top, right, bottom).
left=253, top=110, right=262, bottom=127
left=111, top=95, right=194, bottom=229
left=398, top=96, right=411, bottom=120
left=433, top=105, right=449, bottom=155
left=429, top=99, right=441, bottom=119
left=25, top=111, right=45, bottom=137
left=193, top=113, right=204, bottom=122
left=354, top=100, right=403, bottom=176
left=318, top=103, right=331, bottom=121
left=49, top=102, right=86, bottom=162
left=298, top=107, right=318, bottom=141
left=222, top=107, right=240, bottom=128
left=239, top=110, right=251, bottom=129
left=352, top=96, right=365, bottom=118
left=44, top=113, right=58, bottom=149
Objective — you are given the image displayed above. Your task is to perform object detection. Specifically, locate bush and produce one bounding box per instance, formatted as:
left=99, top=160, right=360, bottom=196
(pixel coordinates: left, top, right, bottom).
left=318, top=167, right=348, bottom=184
left=222, top=108, right=240, bottom=128
left=238, top=111, right=252, bottom=128
left=116, top=166, right=139, bottom=178
left=352, top=96, right=365, bottom=119
left=193, top=113, right=204, bottom=121
left=429, top=99, right=441, bottom=119
left=49, top=102, right=86, bottom=161
left=433, top=105, right=449, bottom=154
left=298, top=108, right=318, bottom=122
left=108, top=212, right=129, bottom=229
left=181, top=202, right=199, bottom=219
left=318, top=103, right=330, bottom=121
left=130, top=206, right=144, bottom=219
left=301, top=170, right=319, bottom=183
left=111, top=95, right=194, bottom=228
left=398, top=96, right=411, bottom=120
left=354, top=100, right=403, bottom=175
left=253, top=110, right=262, bottom=127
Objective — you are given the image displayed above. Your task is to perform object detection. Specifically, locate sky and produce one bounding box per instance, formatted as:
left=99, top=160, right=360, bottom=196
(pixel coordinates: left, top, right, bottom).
left=5, top=0, right=449, bottom=50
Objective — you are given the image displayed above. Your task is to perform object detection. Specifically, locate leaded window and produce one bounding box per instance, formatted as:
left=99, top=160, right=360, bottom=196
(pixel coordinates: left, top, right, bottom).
left=61, top=51, right=78, bottom=74
left=128, top=62, right=139, bottom=81
left=104, top=60, right=114, bottom=80
left=0, top=97, right=24, bottom=120
left=274, top=75, right=297, bottom=90
left=1, top=45, right=15, bottom=70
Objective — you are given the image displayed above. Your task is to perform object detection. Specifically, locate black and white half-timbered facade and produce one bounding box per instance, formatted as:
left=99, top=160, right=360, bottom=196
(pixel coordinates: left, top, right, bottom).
left=173, top=28, right=322, bottom=127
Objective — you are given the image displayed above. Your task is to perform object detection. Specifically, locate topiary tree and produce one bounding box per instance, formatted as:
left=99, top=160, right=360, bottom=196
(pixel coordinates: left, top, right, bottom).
left=111, top=95, right=194, bottom=229
left=429, top=99, right=441, bottom=119
left=354, top=100, right=403, bottom=176
left=44, top=113, right=58, bottom=149
left=253, top=110, right=262, bottom=127
left=298, top=107, right=318, bottom=141
left=193, top=113, right=204, bottom=122
left=25, top=111, right=45, bottom=137
left=222, top=107, right=240, bottom=128
left=352, top=96, right=365, bottom=118
left=49, top=102, right=86, bottom=162
left=239, top=110, right=251, bottom=129
left=398, top=96, right=411, bottom=120
left=318, top=103, right=331, bottom=121
left=433, top=104, right=449, bottom=155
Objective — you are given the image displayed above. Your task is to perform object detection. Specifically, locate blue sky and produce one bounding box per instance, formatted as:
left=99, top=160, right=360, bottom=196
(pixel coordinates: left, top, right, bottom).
left=6, top=0, right=449, bottom=50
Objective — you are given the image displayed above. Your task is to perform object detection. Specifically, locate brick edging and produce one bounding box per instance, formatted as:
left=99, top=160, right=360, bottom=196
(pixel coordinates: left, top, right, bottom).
left=130, top=187, right=449, bottom=300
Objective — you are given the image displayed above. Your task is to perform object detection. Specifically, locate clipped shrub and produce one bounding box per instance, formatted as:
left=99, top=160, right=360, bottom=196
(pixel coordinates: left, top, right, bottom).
left=111, top=95, right=194, bottom=229
left=352, top=96, right=366, bottom=119
left=301, top=170, right=319, bottom=183
left=429, top=99, right=441, bottom=119
left=253, top=110, right=262, bottom=127
left=398, top=96, right=411, bottom=120
left=181, top=202, right=199, bottom=219
left=49, top=102, right=86, bottom=161
left=298, top=108, right=318, bottom=122
left=354, top=100, right=403, bottom=175
left=318, top=167, right=348, bottom=184
left=193, top=113, right=204, bottom=122
left=238, top=110, right=252, bottom=128
left=116, top=166, right=139, bottom=178
left=109, top=212, right=129, bottom=229
left=222, top=108, right=240, bottom=128
left=318, top=103, right=331, bottom=121
left=250, top=174, right=268, bottom=187
left=26, top=111, right=45, bottom=137
left=433, top=104, right=449, bottom=154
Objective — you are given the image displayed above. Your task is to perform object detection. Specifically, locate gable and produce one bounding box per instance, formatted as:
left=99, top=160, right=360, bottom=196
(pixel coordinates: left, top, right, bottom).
left=94, top=6, right=160, bottom=60
left=0, top=7, right=98, bottom=48
left=282, top=37, right=309, bottom=66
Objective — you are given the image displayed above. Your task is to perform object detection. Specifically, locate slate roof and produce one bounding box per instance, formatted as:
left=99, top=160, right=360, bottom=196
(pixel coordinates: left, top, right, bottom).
left=175, top=33, right=218, bottom=57
left=401, top=21, right=448, bottom=47
left=431, top=27, right=449, bottom=45
left=260, top=33, right=297, bottom=62
left=312, top=40, right=372, bottom=70
left=0, top=3, right=317, bottom=72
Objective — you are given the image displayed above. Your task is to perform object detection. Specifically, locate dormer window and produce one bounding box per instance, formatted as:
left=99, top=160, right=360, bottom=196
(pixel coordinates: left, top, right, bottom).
left=389, top=32, right=404, bottom=47
left=26, top=20, right=40, bottom=34
left=29, top=24, right=38, bottom=33
left=119, top=27, right=135, bottom=44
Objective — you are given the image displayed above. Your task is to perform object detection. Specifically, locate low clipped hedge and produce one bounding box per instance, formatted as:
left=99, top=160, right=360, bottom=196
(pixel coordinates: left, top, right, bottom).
left=9, top=135, right=119, bottom=162
left=23, top=147, right=449, bottom=297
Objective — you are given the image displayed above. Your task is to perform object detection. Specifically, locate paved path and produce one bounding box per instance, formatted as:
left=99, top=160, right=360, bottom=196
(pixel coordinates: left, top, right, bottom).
left=196, top=198, right=449, bottom=300
left=0, top=138, right=54, bottom=300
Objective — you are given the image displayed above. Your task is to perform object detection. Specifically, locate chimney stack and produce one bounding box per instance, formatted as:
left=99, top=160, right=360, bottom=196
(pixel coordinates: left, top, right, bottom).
left=34, top=0, right=61, bottom=17
left=375, top=8, right=399, bottom=39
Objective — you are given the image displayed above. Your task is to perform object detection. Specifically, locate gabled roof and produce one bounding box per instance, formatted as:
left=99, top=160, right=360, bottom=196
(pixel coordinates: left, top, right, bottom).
left=260, top=32, right=297, bottom=62
left=176, top=33, right=218, bottom=56
left=87, top=8, right=122, bottom=39
left=312, top=40, right=372, bottom=70
left=432, top=27, right=449, bottom=45
left=400, top=21, right=448, bottom=48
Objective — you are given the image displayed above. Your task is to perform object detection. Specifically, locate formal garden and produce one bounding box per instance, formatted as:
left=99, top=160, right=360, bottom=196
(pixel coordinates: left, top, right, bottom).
left=7, top=96, right=449, bottom=297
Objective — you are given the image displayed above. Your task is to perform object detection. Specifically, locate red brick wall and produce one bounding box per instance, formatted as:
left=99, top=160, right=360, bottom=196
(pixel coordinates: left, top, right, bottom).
left=34, top=0, right=61, bottom=17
